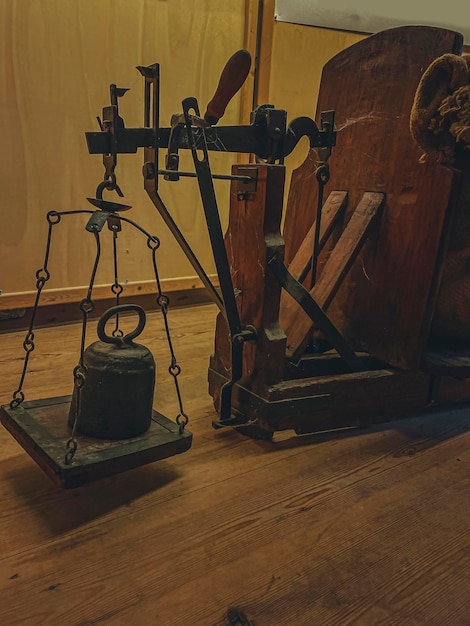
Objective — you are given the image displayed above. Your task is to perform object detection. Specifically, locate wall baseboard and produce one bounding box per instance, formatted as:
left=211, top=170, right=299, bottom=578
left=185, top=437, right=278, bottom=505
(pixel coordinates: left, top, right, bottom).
left=0, top=277, right=218, bottom=334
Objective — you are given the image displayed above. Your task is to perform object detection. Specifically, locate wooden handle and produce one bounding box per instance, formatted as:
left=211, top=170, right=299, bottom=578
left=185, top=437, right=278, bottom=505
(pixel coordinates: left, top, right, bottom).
left=204, top=49, right=251, bottom=126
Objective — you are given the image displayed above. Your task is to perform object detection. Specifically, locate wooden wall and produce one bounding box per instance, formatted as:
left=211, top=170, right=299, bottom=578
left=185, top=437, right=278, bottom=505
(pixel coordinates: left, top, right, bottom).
left=0, top=1, right=367, bottom=315
left=268, top=21, right=364, bottom=194
left=0, top=0, right=247, bottom=311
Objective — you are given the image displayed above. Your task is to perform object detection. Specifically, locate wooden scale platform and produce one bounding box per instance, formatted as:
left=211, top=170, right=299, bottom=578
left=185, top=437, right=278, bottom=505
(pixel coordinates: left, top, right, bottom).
left=1, top=397, right=192, bottom=489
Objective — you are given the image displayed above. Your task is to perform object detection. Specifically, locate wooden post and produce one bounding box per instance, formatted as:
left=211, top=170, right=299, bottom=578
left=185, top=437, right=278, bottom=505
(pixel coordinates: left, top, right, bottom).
left=209, top=163, right=287, bottom=413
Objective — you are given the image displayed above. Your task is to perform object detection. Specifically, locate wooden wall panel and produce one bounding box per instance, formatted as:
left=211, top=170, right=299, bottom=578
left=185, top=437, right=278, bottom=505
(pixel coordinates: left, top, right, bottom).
left=0, top=0, right=246, bottom=306
left=268, top=22, right=365, bottom=195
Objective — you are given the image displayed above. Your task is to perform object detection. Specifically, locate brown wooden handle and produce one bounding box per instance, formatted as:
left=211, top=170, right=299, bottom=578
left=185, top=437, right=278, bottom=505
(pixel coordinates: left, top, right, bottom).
left=204, top=49, right=251, bottom=126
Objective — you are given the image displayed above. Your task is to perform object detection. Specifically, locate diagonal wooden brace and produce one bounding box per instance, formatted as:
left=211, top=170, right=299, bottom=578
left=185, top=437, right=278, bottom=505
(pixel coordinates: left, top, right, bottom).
left=281, top=191, right=385, bottom=362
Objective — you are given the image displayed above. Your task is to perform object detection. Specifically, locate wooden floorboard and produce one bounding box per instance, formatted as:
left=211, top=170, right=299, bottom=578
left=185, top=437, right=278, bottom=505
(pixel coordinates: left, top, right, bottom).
left=1, top=303, right=470, bottom=625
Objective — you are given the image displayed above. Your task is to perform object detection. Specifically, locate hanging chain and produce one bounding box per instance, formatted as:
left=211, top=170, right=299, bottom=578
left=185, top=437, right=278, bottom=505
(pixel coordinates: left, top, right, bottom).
left=111, top=224, right=124, bottom=337
left=10, top=202, right=187, bottom=465
left=65, top=230, right=101, bottom=465
left=108, top=213, right=190, bottom=433
left=310, top=161, right=330, bottom=288
left=147, top=235, right=189, bottom=434
left=9, top=211, right=61, bottom=408
left=9, top=209, right=94, bottom=410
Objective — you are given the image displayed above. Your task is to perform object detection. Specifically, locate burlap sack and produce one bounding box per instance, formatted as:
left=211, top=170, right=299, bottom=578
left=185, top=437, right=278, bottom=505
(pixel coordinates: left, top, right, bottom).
left=410, top=53, right=470, bottom=339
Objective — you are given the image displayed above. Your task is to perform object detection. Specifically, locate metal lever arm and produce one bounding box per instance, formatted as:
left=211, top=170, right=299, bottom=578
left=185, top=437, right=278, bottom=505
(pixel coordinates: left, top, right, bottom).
left=204, top=49, right=251, bottom=126
left=182, top=96, right=257, bottom=422
left=268, top=253, right=363, bottom=371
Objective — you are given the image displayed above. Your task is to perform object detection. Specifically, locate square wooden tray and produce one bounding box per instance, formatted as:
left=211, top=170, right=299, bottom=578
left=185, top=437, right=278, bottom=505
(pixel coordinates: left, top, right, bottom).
left=1, top=395, right=192, bottom=488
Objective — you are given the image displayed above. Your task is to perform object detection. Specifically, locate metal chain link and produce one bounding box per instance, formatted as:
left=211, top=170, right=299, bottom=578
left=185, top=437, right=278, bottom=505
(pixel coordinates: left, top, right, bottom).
left=64, top=230, right=101, bottom=465
left=148, top=235, right=189, bottom=434
left=310, top=161, right=330, bottom=288
left=10, top=203, right=187, bottom=468
left=109, top=213, right=190, bottom=432
left=111, top=227, right=124, bottom=337
left=9, top=210, right=95, bottom=410
left=9, top=211, right=60, bottom=408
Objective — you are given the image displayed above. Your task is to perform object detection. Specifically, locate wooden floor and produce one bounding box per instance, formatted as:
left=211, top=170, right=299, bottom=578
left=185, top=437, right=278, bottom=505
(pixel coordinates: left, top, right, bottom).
left=1, top=303, right=470, bottom=625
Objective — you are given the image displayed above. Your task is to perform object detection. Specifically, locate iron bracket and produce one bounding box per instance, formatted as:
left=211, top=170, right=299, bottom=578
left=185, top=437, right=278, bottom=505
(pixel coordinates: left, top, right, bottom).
left=267, top=253, right=363, bottom=371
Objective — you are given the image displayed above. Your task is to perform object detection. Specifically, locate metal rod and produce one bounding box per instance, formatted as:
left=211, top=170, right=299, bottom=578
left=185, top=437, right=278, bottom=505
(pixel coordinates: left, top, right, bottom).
left=268, top=253, right=363, bottom=371
left=144, top=184, right=225, bottom=315
left=157, top=169, right=253, bottom=182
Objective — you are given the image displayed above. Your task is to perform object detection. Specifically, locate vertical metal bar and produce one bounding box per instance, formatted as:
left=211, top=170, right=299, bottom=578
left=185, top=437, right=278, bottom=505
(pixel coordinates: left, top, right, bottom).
left=182, top=96, right=247, bottom=422
left=182, top=96, right=242, bottom=337
left=310, top=173, right=324, bottom=287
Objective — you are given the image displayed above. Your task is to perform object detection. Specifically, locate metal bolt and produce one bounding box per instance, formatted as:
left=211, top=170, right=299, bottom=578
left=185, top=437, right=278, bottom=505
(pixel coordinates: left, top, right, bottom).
left=143, top=162, right=155, bottom=179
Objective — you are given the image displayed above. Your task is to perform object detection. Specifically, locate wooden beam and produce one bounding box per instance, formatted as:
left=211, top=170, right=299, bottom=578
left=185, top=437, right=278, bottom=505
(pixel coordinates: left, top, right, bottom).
left=0, top=275, right=217, bottom=312
left=286, top=190, right=348, bottom=283
left=282, top=192, right=384, bottom=362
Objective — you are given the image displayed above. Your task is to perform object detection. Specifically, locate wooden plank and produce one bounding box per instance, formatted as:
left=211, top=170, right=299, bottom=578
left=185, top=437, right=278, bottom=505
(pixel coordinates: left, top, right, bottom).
left=0, top=276, right=217, bottom=311
left=286, top=190, right=348, bottom=283
left=0, top=281, right=216, bottom=334
left=0, top=397, right=192, bottom=489
left=210, top=164, right=287, bottom=414
left=282, top=26, right=463, bottom=368
left=271, top=25, right=365, bottom=232
left=0, top=0, right=245, bottom=300
left=424, top=348, right=470, bottom=377
left=282, top=192, right=384, bottom=362
left=209, top=363, right=430, bottom=433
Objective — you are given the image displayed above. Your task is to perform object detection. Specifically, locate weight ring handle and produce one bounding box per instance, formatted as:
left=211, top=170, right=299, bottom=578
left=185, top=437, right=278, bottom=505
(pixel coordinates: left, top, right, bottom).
left=97, top=304, right=146, bottom=345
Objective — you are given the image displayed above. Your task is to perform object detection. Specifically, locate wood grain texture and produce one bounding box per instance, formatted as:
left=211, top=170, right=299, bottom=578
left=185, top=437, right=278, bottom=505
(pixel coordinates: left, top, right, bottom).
left=286, top=190, right=348, bottom=283
left=1, top=304, right=470, bottom=624
left=282, top=26, right=463, bottom=369
left=0, top=0, right=245, bottom=299
left=210, top=164, right=287, bottom=411
left=282, top=192, right=383, bottom=361
left=269, top=23, right=365, bottom=217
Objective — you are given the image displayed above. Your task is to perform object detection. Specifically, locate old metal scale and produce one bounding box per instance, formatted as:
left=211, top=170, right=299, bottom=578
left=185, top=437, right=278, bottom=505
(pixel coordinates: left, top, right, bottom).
left=0, top=48, right=335, bottom=487
left=3, top=25, right=470, bottom=488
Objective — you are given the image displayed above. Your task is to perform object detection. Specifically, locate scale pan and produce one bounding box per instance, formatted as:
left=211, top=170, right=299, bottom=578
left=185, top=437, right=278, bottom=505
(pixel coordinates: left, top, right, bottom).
left=87, top=197, right=132, bottom=212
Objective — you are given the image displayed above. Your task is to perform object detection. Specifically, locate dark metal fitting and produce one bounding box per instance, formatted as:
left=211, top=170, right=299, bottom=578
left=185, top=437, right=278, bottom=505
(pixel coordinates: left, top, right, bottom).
left=250, top=103, right=275, bottom=125
left=109, top=84, right=129, bottom=106
left=79, top=298, right=95, bottom=314
left=316, top=163, right=330, bottom=184
left=35, top=268, right=51, bottom=281
left=212, top=412, right=248, bottom=430
left=143, top=162, right=155, bottom=180
left=10, top=391, right=25, bottom=409
left=136, top=64, right=158, bottom=79
left=231, top=326, right=257, bottom=345
left=266, top=107, right=287, bottom=140
left=107, top=214, right=122, bottom=232
left=164, top=152, right=180, bottom=181
left=237, top=167, right=258, bottom=193
left=46, top=211, right=61, bottom=225
left=147, top=236, right=161, bottom=251
left=227, top=607, right=252, bottom=625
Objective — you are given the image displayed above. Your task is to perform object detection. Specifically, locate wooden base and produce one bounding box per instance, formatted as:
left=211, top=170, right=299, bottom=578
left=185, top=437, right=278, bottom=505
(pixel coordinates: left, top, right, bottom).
left=209, top=351, right=470, bottom=436
left=0, top=395, right=192, bottom=488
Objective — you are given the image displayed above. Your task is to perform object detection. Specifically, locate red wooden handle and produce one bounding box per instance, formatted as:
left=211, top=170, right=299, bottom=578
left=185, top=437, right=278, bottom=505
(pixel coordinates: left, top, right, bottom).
left=204, top=49, right=251, bottom=126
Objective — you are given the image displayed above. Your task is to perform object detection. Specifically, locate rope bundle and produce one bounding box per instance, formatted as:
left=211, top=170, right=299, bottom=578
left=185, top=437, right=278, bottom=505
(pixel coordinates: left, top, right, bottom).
left=411, top=53, right=470, bottom=339
left=410, top=53, right=470, bottom=163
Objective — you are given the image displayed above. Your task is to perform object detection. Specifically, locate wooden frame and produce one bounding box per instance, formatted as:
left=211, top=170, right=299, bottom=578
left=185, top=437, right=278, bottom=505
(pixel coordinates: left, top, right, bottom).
left=208, top=26, right=470, bottom=437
